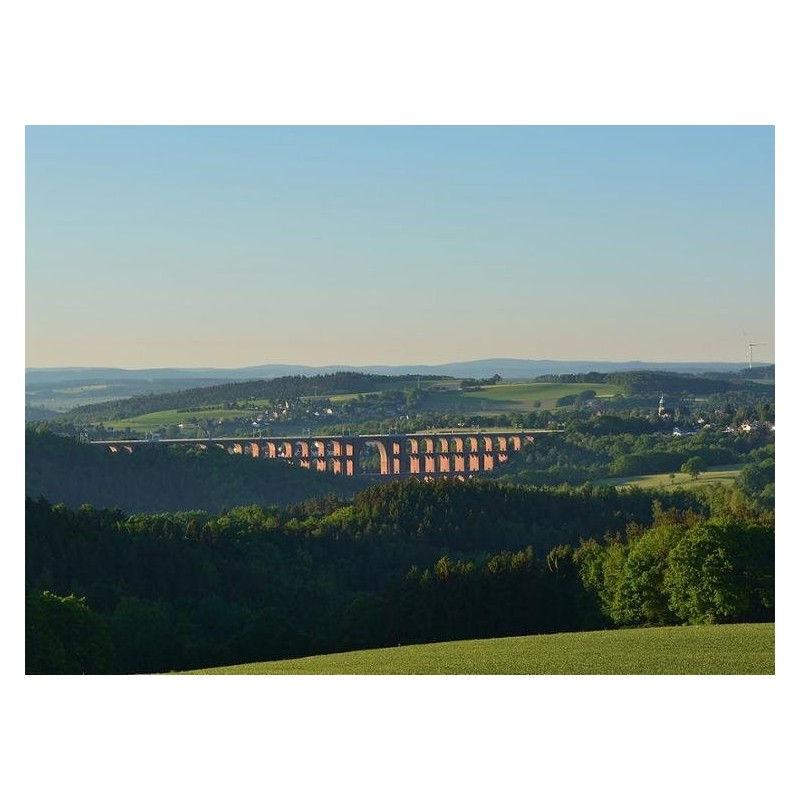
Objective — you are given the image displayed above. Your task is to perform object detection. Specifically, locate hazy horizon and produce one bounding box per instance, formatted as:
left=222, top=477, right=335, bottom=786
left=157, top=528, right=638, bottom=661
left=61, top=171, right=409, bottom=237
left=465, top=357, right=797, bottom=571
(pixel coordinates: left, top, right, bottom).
left=26, top=126, right=774, bottom=369
left=25, top=355, right=767, bottom=373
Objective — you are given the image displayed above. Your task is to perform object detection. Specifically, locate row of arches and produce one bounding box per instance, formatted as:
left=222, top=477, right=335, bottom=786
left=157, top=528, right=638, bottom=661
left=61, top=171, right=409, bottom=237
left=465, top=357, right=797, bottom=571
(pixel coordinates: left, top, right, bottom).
left=99, top=432, right=533, bottom=477
left=218, top=433, right=530, bottom=476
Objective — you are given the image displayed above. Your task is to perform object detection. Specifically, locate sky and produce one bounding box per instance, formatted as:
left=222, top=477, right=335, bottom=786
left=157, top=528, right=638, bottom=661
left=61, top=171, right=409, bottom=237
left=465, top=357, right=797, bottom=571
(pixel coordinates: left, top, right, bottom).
left=25, top=124, right=775, bottom=369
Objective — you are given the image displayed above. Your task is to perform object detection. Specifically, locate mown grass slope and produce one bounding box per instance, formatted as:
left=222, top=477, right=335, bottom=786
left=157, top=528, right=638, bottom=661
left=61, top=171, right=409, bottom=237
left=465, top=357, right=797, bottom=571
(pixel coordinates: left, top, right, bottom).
left=419, top=381, right=621, bottom=414
left=182, top=622, right=774, bottom=675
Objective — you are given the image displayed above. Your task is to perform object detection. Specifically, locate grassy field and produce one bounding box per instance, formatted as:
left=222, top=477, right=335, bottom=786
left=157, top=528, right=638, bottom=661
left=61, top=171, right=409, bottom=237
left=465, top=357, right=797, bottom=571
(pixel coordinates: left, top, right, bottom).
left=104, top=408, right=251, bottom=433
left=600, top=464, right=742, bottom=491
left=181, top=622, right=774, bottom=675
left=419, top=381, right=622, bottom=414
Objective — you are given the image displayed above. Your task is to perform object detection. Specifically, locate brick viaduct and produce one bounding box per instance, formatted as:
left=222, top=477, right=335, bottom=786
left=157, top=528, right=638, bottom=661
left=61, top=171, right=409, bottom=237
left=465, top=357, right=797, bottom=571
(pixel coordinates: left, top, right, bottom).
left=92, top=431, right=535, bottom=477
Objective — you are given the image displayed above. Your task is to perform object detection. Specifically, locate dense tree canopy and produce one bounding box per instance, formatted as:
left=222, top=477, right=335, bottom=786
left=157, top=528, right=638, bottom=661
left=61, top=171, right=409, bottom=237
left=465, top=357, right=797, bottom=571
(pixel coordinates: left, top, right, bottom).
left=574, top=509, right=774, bottom=628
left=26, top=475, right=773, bottom=673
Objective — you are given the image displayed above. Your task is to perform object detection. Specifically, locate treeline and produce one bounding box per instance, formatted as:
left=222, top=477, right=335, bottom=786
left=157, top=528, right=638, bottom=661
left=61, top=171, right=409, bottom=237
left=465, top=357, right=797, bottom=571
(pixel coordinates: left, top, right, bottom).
left=58, top=372, right=439, bottom=424
left=605, top=370, right=772, bottom=396
left=26, top=478, right=773, bottom=673
left=26, top=429, right=366, bottom=513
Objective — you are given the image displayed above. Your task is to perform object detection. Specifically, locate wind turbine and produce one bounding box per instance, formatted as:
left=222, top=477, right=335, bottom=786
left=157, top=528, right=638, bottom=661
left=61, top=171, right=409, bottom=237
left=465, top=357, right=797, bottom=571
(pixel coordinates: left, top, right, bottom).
left=746, top=341, right=768, bottom=369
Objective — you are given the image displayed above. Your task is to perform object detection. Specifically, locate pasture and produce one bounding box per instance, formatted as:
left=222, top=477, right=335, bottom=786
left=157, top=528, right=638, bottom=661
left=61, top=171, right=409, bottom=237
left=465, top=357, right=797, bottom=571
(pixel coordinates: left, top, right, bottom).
left=181, top=622, right=774, bottom=675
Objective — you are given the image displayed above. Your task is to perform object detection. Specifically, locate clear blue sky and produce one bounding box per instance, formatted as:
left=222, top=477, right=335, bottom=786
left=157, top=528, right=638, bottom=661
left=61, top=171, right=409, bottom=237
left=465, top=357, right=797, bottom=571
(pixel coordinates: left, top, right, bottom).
left=25, top=125, right=774, bottom=368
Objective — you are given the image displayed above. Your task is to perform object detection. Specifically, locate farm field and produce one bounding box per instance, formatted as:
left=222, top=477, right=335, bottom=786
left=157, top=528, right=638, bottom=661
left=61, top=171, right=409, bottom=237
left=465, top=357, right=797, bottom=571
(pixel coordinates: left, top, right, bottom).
left=418, top=381, right=622, bottom=414
left=600, top=464, right=742, bottom=491
left=102, top=407, right=253, bottom=434
left=181, top=622, right=774, bottom=675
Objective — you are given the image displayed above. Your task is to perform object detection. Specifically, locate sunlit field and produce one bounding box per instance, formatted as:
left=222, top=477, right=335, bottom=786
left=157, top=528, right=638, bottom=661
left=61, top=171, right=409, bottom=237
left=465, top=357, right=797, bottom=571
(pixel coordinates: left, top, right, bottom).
left=600, top=464, right=742, bottom=491
left=419, top=382, right=622, bottom=414
left=181, top=623, right=774, bottom=675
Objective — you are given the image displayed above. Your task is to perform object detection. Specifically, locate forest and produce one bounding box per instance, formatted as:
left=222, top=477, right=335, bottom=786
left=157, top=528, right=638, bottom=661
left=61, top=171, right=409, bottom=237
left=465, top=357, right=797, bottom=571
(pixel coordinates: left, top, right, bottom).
left=26, top=477, right=773, bottom=674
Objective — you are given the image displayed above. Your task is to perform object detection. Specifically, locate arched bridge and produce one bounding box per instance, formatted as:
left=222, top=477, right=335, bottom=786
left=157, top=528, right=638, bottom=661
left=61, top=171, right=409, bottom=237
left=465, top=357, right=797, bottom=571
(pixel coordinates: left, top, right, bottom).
left=92, top=431, right=536, bottom=477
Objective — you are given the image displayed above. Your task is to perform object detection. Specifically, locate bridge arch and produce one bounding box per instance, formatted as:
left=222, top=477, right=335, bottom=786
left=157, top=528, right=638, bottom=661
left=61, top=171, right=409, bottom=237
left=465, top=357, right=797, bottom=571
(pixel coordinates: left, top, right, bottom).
left=91, top=430, right=538, bottom=478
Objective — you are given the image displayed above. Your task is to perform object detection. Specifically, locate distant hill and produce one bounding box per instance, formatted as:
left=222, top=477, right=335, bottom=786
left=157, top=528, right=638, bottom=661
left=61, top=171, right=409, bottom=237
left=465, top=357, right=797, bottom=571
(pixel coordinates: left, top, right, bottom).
left=27, top=358, right=765, bottom=384
left=412, top=358, right=770, bottom=380
left=26, top=359, right=773, bottom=416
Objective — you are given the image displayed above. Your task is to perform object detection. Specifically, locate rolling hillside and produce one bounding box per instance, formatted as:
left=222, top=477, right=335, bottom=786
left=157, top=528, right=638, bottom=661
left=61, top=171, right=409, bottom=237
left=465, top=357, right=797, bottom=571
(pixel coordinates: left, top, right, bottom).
left=26, top=358, right=772, bottom=413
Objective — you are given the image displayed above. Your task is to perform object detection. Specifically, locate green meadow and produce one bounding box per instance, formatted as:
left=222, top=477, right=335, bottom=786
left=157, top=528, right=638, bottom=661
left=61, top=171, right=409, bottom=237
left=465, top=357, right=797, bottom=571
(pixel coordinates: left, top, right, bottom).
left=182, top=622, right=774, bottom=675
left=601, top=464, right=742, bottom=491
left=419, top=382, right=621, bottom=414
left=107, top=407, right=253, bottom=433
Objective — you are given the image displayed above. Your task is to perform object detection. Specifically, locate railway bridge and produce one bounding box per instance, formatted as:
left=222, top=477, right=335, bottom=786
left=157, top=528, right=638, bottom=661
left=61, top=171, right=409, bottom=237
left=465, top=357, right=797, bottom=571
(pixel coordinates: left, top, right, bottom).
left=92, top=431, right=535, bottom=477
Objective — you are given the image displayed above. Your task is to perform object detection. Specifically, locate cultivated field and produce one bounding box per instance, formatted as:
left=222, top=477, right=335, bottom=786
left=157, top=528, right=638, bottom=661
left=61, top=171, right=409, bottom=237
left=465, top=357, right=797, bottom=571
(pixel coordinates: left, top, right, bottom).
left=106, top=407, right=258, bottom=433
left=181, top=622, right=774, bottom=675
left=418, top=381, right=621, bottom=414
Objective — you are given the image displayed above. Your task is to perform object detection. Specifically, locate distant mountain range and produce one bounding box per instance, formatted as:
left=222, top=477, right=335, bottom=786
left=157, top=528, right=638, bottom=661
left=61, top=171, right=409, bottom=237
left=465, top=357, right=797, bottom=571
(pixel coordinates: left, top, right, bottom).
left=26, top=357, right=769, bottom=386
